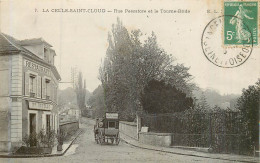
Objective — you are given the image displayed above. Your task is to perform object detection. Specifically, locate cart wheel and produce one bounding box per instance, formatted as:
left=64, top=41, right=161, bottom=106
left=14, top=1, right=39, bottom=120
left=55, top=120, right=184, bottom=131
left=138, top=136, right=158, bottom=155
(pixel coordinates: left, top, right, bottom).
left=98, top=137, right=102, bottom=144
left=95, top=134, right=99, bottom=144
left=99, top=133, right=105, bottom=145
left=103, top=136, right=106, bottom=144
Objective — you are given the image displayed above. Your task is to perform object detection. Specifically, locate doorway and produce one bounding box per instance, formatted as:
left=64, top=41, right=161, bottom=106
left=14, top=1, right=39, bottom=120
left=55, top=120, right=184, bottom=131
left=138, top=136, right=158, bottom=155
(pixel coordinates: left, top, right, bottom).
left=46, top=114, right=50, bottom=134
left=29, top=113, right=37, bottom=146
left=29, top=113, right=36, bottom=134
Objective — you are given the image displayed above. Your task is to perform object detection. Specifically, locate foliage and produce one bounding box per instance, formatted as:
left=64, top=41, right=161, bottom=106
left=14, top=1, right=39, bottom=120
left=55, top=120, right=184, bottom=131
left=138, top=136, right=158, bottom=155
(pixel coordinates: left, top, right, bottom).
left=141, top=108, right=242, bottom=154
left=194, top=93, right=211, bottom=111
left=99, top=18, right=194, bottom=120
left=236, top=79, right=259, bottom=154
left=37, top=129, right=56, bottom=148
left=22, top=130, right=55, bottom=148
left=22, top=132, right=38, bottom=147
left=76, top=71, right=86, bottom=110
left=192, top=87, right=239, bottom=109
left=87, top=85, right=106, bottom=118
left=22, top=134, right=30, bottom=147
left=141, top=79, right=193, bottom=113
left=58, top=87, right=77, bottom=107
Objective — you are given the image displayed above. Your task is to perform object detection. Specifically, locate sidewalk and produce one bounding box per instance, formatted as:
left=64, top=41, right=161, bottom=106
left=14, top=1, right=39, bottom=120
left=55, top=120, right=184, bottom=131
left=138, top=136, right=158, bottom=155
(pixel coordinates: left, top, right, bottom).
left=120, top=132, right=259, bottom=163
left=0, top=129, right=83, bottom=158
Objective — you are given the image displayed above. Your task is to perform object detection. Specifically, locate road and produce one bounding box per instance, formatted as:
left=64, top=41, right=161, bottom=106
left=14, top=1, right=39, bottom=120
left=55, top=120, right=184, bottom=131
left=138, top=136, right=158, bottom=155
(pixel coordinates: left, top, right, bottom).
left=0, top=118, right=233, bottom=163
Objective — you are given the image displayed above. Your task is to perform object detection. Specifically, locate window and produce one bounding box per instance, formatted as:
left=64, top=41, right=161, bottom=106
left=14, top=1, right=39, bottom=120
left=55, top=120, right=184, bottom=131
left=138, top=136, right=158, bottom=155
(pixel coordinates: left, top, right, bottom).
left=44, top=48, right=48, bottom=61
left=45, top=79, right=50, bottom=99
left=108, top=121, right=115, bottom=128
left=29, top=74, right=36, bottom=97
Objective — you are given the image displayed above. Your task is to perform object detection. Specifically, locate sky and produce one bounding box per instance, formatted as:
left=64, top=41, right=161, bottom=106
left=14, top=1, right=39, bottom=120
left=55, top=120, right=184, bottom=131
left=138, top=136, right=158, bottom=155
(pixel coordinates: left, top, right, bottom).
left=1, top=0, right=259, bottom=95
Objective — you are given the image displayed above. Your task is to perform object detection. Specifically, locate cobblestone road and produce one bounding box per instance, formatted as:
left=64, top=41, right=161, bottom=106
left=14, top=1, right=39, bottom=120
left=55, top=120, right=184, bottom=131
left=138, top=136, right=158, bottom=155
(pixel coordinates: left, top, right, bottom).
left=0, top=118, right=234, bottom=163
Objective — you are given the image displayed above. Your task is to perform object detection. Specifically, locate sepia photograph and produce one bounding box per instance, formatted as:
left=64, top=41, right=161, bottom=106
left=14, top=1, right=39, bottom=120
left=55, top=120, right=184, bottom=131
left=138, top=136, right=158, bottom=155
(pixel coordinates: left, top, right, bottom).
left=0, top=0, right=259, bottom=162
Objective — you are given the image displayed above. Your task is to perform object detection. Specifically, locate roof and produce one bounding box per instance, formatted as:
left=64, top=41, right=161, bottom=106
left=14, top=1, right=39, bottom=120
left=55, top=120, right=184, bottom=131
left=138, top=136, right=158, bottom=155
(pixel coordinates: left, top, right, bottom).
left=0, top=33, right=22, bottom=54
left=0, top=33, right=61, bottom=80
left=20, top=38, right=52, bottom=47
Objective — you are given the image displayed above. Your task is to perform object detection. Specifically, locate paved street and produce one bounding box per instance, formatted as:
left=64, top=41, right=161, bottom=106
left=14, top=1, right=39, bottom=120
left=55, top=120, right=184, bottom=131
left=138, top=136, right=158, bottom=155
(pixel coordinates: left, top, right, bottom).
left=0, top=118, right=234, bottom=163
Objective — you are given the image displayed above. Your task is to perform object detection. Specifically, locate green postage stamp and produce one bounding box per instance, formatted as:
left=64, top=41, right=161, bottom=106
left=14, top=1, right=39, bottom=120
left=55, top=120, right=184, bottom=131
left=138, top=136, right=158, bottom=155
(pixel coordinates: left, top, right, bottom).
left=224, top=1, right=258, bottom=46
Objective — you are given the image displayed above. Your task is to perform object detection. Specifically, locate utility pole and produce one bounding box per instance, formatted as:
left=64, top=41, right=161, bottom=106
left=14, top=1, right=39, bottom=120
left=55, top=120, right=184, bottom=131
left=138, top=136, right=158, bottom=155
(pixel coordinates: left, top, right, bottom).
left=71, top=66, right=78, bottom=88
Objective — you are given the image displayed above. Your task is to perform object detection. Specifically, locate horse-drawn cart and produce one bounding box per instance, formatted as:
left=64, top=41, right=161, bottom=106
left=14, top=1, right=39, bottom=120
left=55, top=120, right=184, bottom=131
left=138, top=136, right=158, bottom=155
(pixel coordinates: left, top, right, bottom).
left=94, top=112, right=120, bottom=145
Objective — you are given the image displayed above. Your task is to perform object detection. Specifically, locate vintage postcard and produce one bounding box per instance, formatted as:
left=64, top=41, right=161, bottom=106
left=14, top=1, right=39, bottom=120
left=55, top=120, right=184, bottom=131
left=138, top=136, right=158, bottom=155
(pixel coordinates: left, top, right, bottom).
left=0, top=0, right=259, bottom=162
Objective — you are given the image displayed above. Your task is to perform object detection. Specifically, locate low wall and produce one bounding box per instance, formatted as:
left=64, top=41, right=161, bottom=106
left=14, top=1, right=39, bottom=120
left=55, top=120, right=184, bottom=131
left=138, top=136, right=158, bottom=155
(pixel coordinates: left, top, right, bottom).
left=119, top=121, right=138, bottom=140
left=139, top=132, right=173, bottom=147
left=59, top=121, right=79, bottom=135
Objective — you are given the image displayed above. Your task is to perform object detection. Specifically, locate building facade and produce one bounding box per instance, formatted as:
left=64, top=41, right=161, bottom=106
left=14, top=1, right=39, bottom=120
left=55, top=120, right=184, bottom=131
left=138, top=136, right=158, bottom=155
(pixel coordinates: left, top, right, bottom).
left=0, top=33, right=61, bottom=152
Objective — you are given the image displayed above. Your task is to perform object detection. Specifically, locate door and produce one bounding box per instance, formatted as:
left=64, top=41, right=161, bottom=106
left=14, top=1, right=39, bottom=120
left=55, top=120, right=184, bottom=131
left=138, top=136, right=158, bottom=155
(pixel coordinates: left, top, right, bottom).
left=46, top=114, right=51, bottom=134
left=29, top=113, right=36, bottom=134
left=29, top=113, right=37, bottom=146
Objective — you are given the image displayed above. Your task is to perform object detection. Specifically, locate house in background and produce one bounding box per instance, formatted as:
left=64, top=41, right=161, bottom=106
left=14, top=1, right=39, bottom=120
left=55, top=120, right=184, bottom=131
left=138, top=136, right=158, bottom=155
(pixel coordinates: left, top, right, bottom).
left=0, top=33, right=61, bottom=152
left=59, top=103, right=81, bottom=123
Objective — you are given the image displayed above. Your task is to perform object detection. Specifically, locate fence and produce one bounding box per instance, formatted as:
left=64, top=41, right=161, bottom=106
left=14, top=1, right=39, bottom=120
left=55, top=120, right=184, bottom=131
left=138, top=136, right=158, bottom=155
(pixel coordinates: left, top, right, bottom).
left=140, top=110, right=244, bottom=154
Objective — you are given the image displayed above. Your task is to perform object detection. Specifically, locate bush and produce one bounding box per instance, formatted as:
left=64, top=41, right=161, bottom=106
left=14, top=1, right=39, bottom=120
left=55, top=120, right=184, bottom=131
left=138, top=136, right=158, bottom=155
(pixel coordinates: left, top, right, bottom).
left=22, top=132, right=38, bottom=147
left=22, top=130, right=56, bottom=148
left=38, top=129, right=56, bottom=148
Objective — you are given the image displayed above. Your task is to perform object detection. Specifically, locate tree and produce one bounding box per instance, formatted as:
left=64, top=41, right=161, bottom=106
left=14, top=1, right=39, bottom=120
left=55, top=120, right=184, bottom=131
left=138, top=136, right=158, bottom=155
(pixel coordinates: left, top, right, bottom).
left=236, top=79, right=259, bottom=154
left=87, top=85, right=106, bottom=118
left=57, top=87, right=77, bottom=107
left=141, top=79, right=193, bottom=113
left=99, top=18, right=194, bottom=120
left=75, top=71, right=86, bottom=110
left=195, top=93, right=211, bottom=111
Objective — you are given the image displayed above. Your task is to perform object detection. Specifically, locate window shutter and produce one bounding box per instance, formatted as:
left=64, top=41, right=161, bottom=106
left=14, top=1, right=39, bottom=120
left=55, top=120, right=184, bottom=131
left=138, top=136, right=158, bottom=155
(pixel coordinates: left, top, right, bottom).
left=37, top=76, right=41, bottom=98
left=42, top=113, right=46, bottom=133
left=50, top=82, right=53, bottom=100
left=53, top=86, right=57, bottom=103
left=33, top=76, right=37, bottom=94
left=42, top=78, right=46, bottom=99
left=51, top=115, right=53, bottom=130
left=24, top=72, right=29, bottom=96
left=47, top=82, right=51, bottom=99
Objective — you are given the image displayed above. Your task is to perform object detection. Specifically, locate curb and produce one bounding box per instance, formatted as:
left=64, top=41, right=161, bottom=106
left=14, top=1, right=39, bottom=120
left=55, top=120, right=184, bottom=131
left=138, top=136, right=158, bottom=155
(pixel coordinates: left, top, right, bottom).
left=0, top=129, right=83, bottom=158
left=120, top=135, right=257, bottom=163
left=170, top=146, right=211, bottom=153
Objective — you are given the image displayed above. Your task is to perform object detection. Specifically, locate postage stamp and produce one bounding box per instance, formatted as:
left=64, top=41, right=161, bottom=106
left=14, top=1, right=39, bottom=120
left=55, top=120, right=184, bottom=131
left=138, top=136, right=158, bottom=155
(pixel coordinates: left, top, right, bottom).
left=224, top=1, right=258, bottom=46
left=202, top=15, right=253, bottom=68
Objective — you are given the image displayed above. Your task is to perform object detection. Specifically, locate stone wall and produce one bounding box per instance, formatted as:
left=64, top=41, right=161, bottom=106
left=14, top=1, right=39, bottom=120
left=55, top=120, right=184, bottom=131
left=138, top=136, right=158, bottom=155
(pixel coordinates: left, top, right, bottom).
left=139, top=132, right=173, bottom=147
left=59, top=121, right=79, bottom=136
left=119, top=121, right=138, bottom=140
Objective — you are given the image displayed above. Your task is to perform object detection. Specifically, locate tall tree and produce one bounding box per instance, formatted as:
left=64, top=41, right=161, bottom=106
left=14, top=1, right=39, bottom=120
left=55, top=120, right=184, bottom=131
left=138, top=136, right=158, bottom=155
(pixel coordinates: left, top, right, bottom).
left=87, top=85, right=106, bottom=118
left=236, top=79, right=259, bottom=154
left=76, top=71, right=86, bottom=110
left=99, top=18, right=194, bottom=120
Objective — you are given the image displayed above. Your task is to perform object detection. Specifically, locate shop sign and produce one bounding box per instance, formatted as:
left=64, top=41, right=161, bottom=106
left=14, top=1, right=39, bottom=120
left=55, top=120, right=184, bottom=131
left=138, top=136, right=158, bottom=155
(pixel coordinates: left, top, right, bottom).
left=105, top=112, right=118, bottom=119
left=24, top=59, right=50, bottom=75
left=29, top=101, right=53, bottom=110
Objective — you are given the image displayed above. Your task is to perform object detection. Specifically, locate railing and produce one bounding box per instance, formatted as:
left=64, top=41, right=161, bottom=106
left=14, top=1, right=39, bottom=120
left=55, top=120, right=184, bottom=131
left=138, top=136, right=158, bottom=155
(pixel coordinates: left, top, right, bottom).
left=140, top=111, right=244, bottom=154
